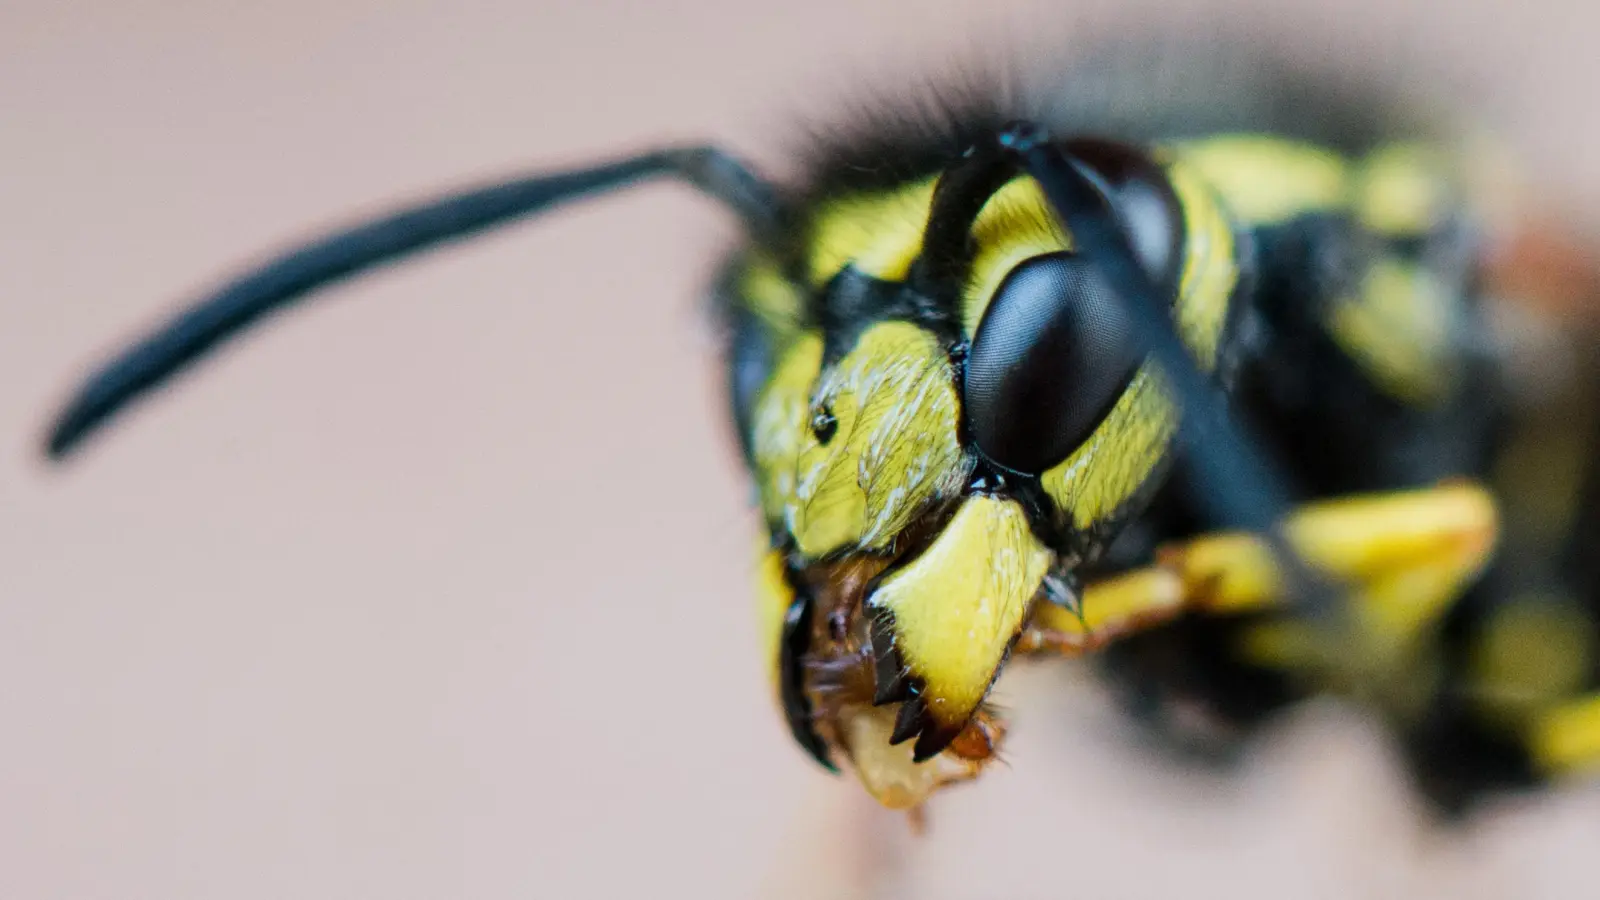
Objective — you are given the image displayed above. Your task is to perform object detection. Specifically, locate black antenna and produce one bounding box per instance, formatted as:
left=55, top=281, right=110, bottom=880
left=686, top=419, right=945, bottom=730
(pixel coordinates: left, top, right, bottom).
left=43, top=146, right=784, bottom=460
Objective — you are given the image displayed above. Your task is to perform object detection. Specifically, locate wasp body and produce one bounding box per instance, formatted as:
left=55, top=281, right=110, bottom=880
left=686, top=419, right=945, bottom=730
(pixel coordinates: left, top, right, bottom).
left=41, top=37, right=1600, bottom=820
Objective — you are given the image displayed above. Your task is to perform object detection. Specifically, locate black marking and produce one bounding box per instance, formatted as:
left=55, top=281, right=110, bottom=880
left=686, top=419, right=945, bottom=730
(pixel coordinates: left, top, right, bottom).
left=916, top=145, right=1029, bottom=288
left=888, top=688, right=930, bottom=745
left=964, top=460, right=1073, bottom=559
left=815, top=267, right=958, bottom=364
left=946, top=340, right=970, bottom=369
left=911, top=721, right=963, bottom=763
left=810, top=404, right=838, bottom=445
left=965, top=465, right=1013, bottom=494
left=778, top=590, right=838, bottom=772
left=869, top=607, right=911, bottom=706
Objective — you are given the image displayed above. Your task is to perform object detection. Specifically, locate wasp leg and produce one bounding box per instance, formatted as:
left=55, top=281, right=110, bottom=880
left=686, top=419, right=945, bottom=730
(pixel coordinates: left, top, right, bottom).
left=1018, top=569, right=1187, bottom=655
left=1020, top=482, right=1499, bottom=693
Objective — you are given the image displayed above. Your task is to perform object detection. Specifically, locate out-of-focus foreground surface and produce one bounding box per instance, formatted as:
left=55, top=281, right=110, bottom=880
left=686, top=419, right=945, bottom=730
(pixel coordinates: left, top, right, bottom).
left=3, top=1, right=1599, bottom=898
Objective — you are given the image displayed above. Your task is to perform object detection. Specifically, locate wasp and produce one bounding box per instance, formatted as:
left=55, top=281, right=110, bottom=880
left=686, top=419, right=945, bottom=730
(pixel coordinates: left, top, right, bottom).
left=39, top=33, right=1600, bottom=822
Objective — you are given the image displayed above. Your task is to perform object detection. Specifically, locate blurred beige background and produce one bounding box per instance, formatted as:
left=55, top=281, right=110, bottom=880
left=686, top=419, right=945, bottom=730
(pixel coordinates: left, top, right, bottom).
left=4, top=0, right=1600, bottom=898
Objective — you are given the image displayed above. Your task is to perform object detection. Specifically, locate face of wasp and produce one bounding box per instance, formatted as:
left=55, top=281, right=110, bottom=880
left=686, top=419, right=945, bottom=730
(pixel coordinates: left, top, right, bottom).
left=732, top=137, right=1245, bottom=807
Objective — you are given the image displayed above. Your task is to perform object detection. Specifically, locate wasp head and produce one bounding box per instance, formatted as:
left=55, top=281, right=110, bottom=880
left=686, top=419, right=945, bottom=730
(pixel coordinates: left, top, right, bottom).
left=749, top=317, right=1051, bottom=807
left=740, top=134, right=1243, bottom=808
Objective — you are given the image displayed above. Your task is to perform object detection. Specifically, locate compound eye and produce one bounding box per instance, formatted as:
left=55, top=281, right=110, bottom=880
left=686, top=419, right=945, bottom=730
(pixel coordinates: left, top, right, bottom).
left=962, top=252, right=1141, bottom=474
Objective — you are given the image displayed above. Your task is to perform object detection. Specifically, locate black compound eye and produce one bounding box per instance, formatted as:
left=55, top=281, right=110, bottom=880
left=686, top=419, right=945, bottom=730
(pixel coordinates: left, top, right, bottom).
left=962, top=252, right=1142, bottom=475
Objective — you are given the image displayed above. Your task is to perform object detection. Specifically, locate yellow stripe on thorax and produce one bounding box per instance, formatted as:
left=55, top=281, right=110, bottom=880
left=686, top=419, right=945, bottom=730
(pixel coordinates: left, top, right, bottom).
left=1324, top=258, right=1457, bottom=405
left=1172, top=134, right=1457, bottom=237
left=1355, top=142, right=1453, bottom=238
left=1169, top=135, right=1351, bottom=227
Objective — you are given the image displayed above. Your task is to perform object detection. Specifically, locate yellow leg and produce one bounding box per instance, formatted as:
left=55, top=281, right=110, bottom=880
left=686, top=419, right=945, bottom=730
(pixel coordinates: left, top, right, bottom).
left=1018, top=569, right=1187, bottom=654
left=1020, top=482, right=1499, bottom=698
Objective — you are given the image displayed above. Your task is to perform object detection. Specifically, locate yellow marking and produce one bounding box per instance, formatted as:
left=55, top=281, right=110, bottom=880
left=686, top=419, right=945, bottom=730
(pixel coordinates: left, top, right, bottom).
left=869, top=496, right=1053, bottom=727
left=1165, top=158, right=1239, bottom=369
left=737, top=254, right=806, bottom=337
left=750, top=322, right=966, bottom=559
left=1041, top=367, right=1177, bottom=531
left=960, top=177, right=1072, bottom=333
left=1039, top=157, right=1238, bottom=531
left=1469, top=596, right=1595, bottom=732
left=805, top=178, right=938, bottom=286
left=1357, top=143, right=1451, bottom=237
left=1170, top=135, right=1350, bottom=226
left=1533, top=694, right=1600, bottom=775
left=1325, top=258, right=1456, bottom=406
left=749, top=332, right=824, bottom=525
left=754, top=546, right=795, bottom=696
